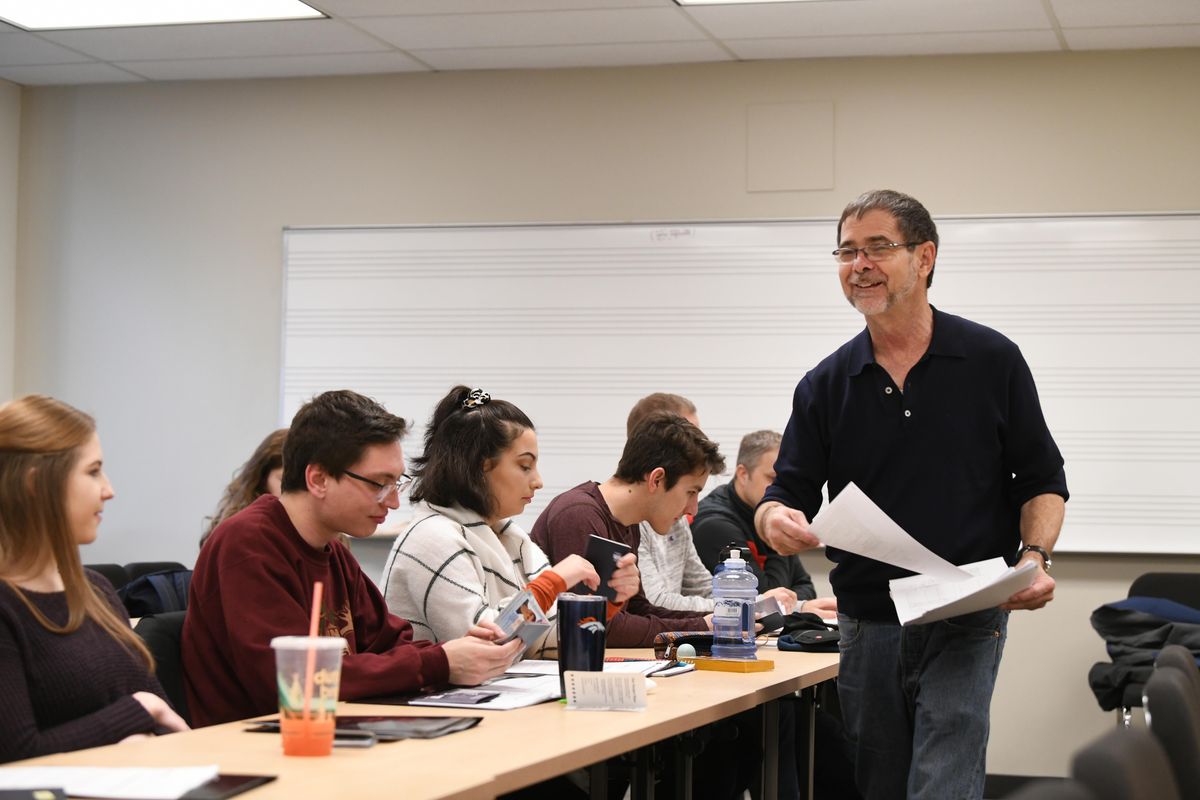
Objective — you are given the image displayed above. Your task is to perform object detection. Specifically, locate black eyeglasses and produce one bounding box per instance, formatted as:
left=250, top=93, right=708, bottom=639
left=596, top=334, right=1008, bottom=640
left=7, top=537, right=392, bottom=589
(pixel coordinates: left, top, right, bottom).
left=832, top=241, right=920, bottom=265
left=344, top=470, right=413, bottom=503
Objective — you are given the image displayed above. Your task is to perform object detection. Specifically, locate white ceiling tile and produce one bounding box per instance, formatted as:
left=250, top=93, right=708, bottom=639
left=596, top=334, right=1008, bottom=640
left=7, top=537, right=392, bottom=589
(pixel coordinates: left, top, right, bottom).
left=117, top=51, right=427, bottom=81
left=355, top=8, right=703, bottom=50
left=313, top=0, right=668, bottom=14
left=0, top=31, right=94, bottom=66
left=0, top=62, right=143, bottom=85
left=1064, top=24, right=1200, bottom=51
left=727, top=29, right=1062, bottom=60
left=686, top=0, right=1053, bottom=39
left=413, top=40, right=729, bottom=70
left=1050, top=0, right=1200, bottom=28
left=37, top=19, right=388, bottom=61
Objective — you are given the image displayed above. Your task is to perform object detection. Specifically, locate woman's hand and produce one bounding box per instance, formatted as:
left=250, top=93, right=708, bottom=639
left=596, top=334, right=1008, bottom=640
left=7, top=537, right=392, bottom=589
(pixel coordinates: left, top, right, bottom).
left=132, top=691, right=190, bottom=732
left=550, top=554, right=600, bottom=590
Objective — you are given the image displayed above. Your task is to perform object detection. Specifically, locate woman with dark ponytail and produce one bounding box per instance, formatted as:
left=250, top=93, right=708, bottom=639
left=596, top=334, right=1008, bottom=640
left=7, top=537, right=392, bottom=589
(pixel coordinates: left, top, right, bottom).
left=0, top=395, right=188, bottom=763
left=380, top=386, right=638, bottom=655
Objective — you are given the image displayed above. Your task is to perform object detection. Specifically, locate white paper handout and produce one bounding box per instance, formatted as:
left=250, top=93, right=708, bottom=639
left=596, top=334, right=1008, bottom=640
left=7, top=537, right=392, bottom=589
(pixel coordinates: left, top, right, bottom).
left=564, top=670, right=647, bottom=711
left=809, top=483, right=1035, bottom=625
left=0, top=766, right=218, bottom=800
left=809, top=482, right=970, bottom=580
left=890, top=558, right=1037, bottom=625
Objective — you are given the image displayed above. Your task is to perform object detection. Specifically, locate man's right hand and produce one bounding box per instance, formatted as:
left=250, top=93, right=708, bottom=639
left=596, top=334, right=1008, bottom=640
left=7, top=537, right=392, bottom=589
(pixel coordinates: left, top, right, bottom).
left=442, top=635, right=522, bottom=686
left=756, top=502, right=821, bottom=555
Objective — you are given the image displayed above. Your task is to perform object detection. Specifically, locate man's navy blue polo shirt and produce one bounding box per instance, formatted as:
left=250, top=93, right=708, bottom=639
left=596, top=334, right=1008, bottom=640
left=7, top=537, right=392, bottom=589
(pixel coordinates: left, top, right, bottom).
left=764, top=306, right=1069, bottom=622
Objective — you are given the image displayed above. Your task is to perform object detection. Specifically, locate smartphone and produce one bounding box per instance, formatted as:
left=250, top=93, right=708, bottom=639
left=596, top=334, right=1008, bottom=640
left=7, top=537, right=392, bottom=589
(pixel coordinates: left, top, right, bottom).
left=180, top=775, right=277, bottom=800
left=582, top=535, right=632, bottom=602
left=333, top=730, right=378, bottom=747
left=243, top=722, right=376, bottom=747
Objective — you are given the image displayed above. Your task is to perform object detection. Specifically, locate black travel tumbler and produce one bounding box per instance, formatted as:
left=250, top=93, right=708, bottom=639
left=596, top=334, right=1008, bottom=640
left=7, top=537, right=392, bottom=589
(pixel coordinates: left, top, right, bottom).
left=556, top=593, right=607, bottom=694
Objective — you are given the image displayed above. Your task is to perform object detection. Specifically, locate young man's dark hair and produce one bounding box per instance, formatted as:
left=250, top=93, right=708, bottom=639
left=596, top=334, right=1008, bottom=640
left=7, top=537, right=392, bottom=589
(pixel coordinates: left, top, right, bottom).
left=837, top=188, right=940, bottom=287
left=280, top=390, right=408, bottom=492
left=409, top=385, right=535, bottom=518
left=615, top=411, right=725, bottom=488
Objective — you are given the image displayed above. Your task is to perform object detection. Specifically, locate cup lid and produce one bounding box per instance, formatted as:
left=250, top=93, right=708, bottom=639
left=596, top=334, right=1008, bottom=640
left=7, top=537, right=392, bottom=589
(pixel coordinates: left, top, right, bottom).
left=270, top=635, right=345, bottom=650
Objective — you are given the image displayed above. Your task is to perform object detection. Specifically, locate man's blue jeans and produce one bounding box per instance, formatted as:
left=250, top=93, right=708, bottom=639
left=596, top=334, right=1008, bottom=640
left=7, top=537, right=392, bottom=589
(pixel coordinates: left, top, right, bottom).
left=836, top=608, right=1009, bottom=800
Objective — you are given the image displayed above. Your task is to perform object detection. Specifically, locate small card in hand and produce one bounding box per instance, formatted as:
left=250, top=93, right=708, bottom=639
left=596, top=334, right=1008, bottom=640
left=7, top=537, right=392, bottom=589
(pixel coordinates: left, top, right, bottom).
left=495, top=590, right=551, bottom=656
left=580, top=534, right=632, bottom=602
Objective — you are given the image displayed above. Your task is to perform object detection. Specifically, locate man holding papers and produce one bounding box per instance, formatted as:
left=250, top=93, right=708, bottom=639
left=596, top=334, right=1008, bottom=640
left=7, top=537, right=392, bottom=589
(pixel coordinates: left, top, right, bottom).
left=755, top=190, right=1068, bottom=800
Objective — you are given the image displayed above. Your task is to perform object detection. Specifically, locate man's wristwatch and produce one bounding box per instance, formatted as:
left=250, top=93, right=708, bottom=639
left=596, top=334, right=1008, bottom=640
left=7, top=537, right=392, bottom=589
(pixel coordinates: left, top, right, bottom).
left=1017, top=544, right=1052, bottom=572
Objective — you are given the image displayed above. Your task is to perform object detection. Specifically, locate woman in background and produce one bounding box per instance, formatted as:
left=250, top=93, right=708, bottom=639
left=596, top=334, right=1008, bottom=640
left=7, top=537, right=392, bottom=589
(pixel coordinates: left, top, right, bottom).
left=381, top=386, right=638, bottom=654
left=0, top=395, right=188, bottom=763
left=200, top=428, right=286, bottom=549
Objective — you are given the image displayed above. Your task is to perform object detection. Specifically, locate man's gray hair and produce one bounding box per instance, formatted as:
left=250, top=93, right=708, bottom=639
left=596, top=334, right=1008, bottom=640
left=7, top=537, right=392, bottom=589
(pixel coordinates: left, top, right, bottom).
left=737, top=430, right=782, bottom=470
left=837, top=189, right=939, bottom=288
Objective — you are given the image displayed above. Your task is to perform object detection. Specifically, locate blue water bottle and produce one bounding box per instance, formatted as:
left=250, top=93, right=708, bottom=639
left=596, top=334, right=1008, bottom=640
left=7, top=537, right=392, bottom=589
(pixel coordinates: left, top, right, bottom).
left=711, top=549, right=758, bottom=659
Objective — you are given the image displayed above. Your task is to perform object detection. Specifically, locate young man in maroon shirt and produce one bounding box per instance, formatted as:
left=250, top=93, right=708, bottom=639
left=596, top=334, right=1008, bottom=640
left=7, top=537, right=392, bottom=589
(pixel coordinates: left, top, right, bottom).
left=183, top=390, right=520, bottom=726
left=531, top=411, right=721, bottom=647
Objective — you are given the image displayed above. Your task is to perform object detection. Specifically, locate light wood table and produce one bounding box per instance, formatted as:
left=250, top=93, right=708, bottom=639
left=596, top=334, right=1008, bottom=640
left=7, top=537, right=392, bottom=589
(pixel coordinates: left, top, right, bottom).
left=7, top=648, right=838, bottom=800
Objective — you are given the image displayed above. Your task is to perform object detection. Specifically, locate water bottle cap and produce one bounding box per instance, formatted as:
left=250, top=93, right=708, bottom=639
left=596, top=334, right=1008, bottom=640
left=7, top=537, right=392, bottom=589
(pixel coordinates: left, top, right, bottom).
left=725, top=549, right=746, bottom=566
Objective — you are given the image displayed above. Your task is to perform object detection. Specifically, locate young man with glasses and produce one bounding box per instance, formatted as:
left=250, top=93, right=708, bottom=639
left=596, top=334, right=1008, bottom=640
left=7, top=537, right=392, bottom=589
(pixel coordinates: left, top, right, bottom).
left=183, top=390, right=520, bottom=726
left=755, top=190, right=1068, bottom=799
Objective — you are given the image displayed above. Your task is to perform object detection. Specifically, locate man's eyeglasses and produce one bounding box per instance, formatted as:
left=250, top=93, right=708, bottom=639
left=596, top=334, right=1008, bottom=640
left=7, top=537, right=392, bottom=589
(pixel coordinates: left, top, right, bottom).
left=344, top=470, right=413, bottom=503
left=832, top=241, right=920, bottom=265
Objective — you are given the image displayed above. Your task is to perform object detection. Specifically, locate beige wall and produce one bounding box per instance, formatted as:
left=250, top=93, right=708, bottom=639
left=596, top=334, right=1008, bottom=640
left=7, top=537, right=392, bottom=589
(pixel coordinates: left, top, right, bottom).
left=0, top=78, right=18, bottom=400
left=13, top=48, right=1200, bottom=776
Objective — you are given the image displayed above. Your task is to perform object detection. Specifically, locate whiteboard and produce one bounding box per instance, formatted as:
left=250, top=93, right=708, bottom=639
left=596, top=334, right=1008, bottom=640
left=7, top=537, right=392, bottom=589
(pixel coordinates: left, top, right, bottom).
left=282, top=216, right=1200, bottom=555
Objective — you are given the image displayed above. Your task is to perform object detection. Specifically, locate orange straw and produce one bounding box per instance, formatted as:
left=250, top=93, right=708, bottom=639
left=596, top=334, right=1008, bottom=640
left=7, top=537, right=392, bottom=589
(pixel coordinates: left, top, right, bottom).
left=302, top=581, right=324, bottom=719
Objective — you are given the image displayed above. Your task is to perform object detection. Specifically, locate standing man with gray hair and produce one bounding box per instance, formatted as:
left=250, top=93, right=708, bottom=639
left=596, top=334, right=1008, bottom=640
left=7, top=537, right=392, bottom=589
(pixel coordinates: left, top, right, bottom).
left=755, top=190, right=1068, bottom=799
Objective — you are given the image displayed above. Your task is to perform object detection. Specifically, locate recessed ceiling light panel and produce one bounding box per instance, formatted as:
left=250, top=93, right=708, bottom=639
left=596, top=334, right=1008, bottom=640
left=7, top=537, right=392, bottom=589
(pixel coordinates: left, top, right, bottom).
left=0, top=0, right=323, bottom=31
left=675, top=0, right=832, bottom=5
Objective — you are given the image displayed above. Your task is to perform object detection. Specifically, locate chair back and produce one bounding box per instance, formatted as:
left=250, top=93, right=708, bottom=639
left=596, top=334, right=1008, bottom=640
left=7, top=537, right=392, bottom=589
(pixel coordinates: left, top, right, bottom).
left=83, top=563, right=130, bottom=591
left=134, top=611, right=190, bottom=726
left=1144, top=665, right=1200, bottom=798
left=119, top=569, right=192, bottom=617
left=125, top=561, right=188, bottom=582
left=1071, top=727, right=1181, bottom=800
left=1128, top=572, right=1200, bottom=608
left=1004, top=778, right=1095, bottom=800
left=1155, top=643, right=1200, bottom=696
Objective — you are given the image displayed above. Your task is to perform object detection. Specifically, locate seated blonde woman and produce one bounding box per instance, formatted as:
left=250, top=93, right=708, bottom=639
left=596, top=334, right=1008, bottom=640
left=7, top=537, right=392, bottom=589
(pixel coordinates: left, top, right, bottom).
left=381, top=386, right=638, bottom=656
left=0, top=395, right=188, bottom=763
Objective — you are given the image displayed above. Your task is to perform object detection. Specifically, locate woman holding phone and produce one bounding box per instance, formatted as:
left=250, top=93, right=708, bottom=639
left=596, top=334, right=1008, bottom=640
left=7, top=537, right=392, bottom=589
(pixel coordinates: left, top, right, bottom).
left=0, top=395, right=188, bottom=763
left=381, top=386, right=638, bottom=655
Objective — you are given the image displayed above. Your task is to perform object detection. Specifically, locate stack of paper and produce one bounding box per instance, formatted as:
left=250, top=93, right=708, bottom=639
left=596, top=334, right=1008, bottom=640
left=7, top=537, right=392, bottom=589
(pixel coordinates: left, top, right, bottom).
left=0, top=766, right=218, bottom=800
left=809, top=483, right=1037, bottom=625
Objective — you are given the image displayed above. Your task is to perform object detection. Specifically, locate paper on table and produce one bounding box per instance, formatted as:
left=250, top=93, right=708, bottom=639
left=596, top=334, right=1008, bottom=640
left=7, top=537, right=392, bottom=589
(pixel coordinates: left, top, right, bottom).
left=809, top=482, right=970, bottom=581
left=411, top=673, right=561, bottom=710
left=564, top=671, right=647, bottom=711
left=603, top=660, right=670, bottom=675
left=0, top=766, right=218, bottom=800
left=890, top=558, right=1037, bottom=625
left=505, top=659, right=558, bottom=676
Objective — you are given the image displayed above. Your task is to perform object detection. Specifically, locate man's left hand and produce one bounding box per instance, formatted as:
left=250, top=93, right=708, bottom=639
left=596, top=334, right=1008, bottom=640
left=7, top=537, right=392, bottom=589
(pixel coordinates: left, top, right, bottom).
left=1000, top=560, right=1055, bottom=610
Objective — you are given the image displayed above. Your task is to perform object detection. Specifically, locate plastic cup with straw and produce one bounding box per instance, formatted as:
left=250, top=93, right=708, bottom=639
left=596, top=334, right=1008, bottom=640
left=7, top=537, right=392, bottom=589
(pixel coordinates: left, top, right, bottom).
left=271, top=581, right=343, bottom=756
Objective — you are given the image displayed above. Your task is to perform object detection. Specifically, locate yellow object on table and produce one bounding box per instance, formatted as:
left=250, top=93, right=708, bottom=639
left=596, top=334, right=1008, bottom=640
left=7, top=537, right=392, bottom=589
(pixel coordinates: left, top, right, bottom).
left=680, top=656, right=775, bottom=673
